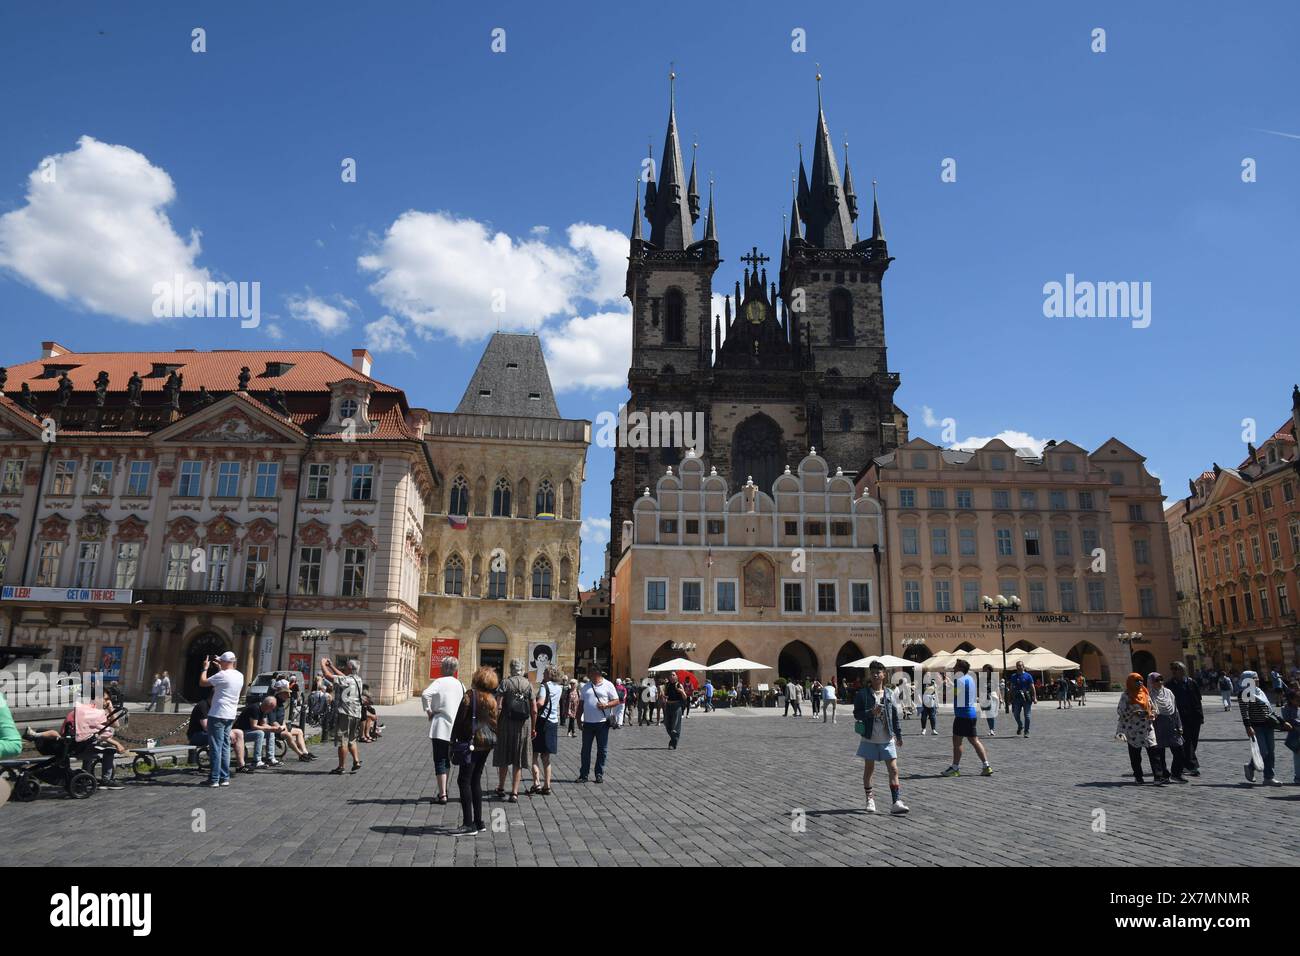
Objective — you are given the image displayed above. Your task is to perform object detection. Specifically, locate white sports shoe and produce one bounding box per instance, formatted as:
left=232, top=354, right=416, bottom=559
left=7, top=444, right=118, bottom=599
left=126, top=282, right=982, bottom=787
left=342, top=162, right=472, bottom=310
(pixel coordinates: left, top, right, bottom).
left=891, top=799, right=909, bottom=815
left=865, top=796, right=877, bottom=813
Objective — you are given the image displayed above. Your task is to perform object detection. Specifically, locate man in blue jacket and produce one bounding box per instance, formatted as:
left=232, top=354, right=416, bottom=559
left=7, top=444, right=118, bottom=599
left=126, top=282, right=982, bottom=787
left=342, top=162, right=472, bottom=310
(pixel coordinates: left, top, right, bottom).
left=941, top=659, right=994, bottom=777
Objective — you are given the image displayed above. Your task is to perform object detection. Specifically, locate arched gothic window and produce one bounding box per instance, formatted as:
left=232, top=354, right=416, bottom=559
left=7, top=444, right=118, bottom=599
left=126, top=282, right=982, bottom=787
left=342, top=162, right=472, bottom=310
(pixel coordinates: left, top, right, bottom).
left=443, top=554, right=464, bottom=596
left=830, top=288, right=853, bottom=343
left=492, top=477, right=512, bottom=517
left=449, top=475, right=469, bottom=516
left=532, top=556, right=553, bottom=599
left=535, top=479, right=556, bottom=516
left=665, top=289, right=685, bottom=344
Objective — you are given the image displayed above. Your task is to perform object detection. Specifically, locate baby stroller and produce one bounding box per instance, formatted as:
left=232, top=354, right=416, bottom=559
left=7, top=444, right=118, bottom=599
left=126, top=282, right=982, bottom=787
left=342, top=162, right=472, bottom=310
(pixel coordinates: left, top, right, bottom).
left=6, top=702, right=128, bottom=801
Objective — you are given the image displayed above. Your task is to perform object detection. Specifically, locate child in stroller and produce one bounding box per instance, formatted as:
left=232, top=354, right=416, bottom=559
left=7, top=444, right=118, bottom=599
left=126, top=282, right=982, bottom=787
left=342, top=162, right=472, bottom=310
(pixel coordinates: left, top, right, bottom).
left=20, top=692, right=129, bottom=796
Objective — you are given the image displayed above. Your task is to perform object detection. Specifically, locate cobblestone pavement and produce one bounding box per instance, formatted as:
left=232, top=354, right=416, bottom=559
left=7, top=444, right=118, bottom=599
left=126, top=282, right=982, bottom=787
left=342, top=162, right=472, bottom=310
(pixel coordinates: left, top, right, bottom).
left=3, top=694, right=1295, bottom=866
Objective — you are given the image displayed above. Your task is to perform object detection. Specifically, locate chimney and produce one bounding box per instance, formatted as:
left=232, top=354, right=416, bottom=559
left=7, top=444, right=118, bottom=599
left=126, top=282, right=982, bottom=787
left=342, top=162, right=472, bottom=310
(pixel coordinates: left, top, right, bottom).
left=351, top=349, right=373, bottom=377
left=41, top=341, right=70, bottom=359
left=621, top=520, right=634, bottom=554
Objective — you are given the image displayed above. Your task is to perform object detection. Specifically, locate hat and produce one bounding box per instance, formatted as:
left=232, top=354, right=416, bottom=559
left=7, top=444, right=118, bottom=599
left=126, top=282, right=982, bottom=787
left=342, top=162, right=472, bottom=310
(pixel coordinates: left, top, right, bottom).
left=218, top=652, right=237, bottom=663
left=273, top=679, right=290, bottom=690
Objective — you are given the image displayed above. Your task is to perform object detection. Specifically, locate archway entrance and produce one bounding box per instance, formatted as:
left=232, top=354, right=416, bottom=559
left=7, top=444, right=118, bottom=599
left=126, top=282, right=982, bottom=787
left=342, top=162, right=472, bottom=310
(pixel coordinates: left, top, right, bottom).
left=478, top=625, right=507, bottom=679
left=778, top=640, right=818, bottom=682
left=1066, top=641, right=1110, bottom=685
left=707, top=640, right=743, bottom=688
left=182, top=632, right=226, bottom=705
left=902, top=643, right=930, bottom=664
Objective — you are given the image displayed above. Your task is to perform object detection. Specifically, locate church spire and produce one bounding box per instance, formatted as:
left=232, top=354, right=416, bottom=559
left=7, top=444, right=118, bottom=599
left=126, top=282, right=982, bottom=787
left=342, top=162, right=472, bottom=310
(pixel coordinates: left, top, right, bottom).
left=631, top=178, right=643, bottom=244
left=842, top=141, right=859, bottom=222
left=789, top=174, right=803, bottom=242
left=804, top=70, right=855, bottom=249
left=647, top=68, right=694, bottom=250
left=871, top=179, right=885, bottom=244
left=703, top=177, right=717, bottom=242
left=687, top=142, right=701, bottom=224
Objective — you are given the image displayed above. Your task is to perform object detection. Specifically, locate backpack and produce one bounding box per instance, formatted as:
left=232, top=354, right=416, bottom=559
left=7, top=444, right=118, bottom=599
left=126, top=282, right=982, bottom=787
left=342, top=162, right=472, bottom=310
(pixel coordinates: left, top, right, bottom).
left=505, top=679, right=531, bottom=721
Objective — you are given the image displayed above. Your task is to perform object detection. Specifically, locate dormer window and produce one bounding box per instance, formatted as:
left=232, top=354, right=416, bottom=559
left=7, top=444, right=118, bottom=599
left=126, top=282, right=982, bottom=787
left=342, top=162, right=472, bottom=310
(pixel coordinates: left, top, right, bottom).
left=149, top=363, right=184, bottom=377
left=479, top=389, right=492, bottom=397
left=40, top=364, right=79, bottom=379
left=528, top=393, right=541, bottom=401
left=339, top=398, right=359, bottom=420
left=264, top=361, right=296, bottom=377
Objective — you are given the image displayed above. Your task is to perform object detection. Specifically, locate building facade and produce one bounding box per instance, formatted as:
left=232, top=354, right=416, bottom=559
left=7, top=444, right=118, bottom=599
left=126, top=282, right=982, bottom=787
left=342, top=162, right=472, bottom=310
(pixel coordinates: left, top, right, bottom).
left=611, top=448, right=886, bottom=686
left=1181, top=387, right=1300, bottom=675
left=1165, top=499, right=1204, bottom=670
left=417, top=334, right=590, bottom=683
left=861, top=436, right=1180, bottom=686
left=0, top=343, right=435, bottom=705
left=608, top=81, right=907, bottom=560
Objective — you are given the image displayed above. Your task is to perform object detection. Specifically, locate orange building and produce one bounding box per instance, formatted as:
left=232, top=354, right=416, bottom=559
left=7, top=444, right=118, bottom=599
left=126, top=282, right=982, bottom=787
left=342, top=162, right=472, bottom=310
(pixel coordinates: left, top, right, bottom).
left=1181, top=386, right=1300, bottom=676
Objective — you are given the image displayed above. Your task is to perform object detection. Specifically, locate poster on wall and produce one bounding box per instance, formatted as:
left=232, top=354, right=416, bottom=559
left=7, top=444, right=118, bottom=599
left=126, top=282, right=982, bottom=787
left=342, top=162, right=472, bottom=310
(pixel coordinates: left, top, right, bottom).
left=288, top=654, right=313, bottom=677
left=528, top=642, right=556, bottom=676
left=428, top=638, right=460, bottom=679
left=99, top=647, right=124, bottom=682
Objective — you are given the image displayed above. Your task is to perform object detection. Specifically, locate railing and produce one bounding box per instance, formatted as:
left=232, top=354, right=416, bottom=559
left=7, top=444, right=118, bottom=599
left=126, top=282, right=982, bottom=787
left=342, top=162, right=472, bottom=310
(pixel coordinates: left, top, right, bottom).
left=134, top=588, right=267, bottom=609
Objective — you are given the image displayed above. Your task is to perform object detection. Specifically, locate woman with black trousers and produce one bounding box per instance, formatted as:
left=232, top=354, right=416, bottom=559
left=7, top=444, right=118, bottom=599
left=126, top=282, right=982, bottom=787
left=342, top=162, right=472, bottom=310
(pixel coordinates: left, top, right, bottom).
left=663, top=676, right=686, bottom=749
left=450, top=666, right=499, bottom=835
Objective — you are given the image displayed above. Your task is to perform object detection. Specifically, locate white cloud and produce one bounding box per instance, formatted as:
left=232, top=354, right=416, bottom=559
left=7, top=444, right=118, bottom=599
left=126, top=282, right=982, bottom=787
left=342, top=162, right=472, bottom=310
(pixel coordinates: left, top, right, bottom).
left=0, top=136, right=211, bottom=322
left=285, top=292, right=355, bottom=334
left=921, top=405, right=941, bottom=428
left=263, top=322, right=285, bottom=342
left=364, top=314, right=414, bottom=355
left=358, top=211, right=627, bottom=343
left=540, top=311, right=630, bottom=392
left=581, top=516, right=611, bottom=545
left=953, top=431, right=1050, bottom=456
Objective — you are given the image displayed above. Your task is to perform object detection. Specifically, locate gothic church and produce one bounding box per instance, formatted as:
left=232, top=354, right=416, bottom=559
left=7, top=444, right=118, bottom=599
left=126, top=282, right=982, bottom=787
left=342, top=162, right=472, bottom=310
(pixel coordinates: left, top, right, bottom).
left=609, top=79, right=908, bottom=548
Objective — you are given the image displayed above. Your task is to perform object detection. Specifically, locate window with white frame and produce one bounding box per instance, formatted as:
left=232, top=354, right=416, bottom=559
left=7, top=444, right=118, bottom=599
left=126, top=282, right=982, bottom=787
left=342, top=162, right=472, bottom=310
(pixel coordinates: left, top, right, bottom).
left=901, top=527, right=919, bottom=555
left=342, top=547, right=368, bottom=596
left=897, top=488, right=915, bottom=508
left=816, top=581, right=837, bottom=613
left=215, top=461, right=241, bottom=498
left=449, top=476, right=469, bottom=516
left=1029, top=580, right=1046, bottom=612
left=928, top=489, right=945, bottom=508
left=531, top=556, right=553, bottom=599
left=782, top=580, right=803, bottom=613
left=1133, top=538, right=1150, bottom=565
left=1139, top=587, right=1156, bottom=617
left=1078, top=491, right=1094, bottom=511
left=645, top=578, right=667, bottom=612
left=166, top=543, right=190, bottom=590
left=931, top=527, right=949, bottom=556
left=253, top=461, right=279, bottom=498
left=1049, top=490, right=1067, bottom=510
left=992, top=490, right=1011, bottom=510
left=88, top=460, right=113, bottom=496
left=995, top=528, right=1013, bottom=556
left=962, top=580, right=980, bottom=611
left=244, top=545, right=270, bottom=592
left=1268, top=529, right=1281, bottom=560
left=681, top=579, right=703, bottom=613
left=350, top=463, right=374, bottom=501
left=74, top=542, right=100, bottom=588
left=36, top=541, right=63, bottom=586
left=1023, top=528, right=1041, bottom=556
left=51, top=459, right=77, bottom=495
left=902, top=579, right=920, bottom=612
left=0, top=459, right=23, bottom=494
left=178, top=460, right=203, bottom=497
left=1058, top=580, right=1077, bottom=612
left=955, top=489, right=973, bottom=510
left=715, top=579, right=737, bottom=613
left=959, top=527, right=977, bottom=556
left=297, top=546, right=323, bottom=595
left=113, top=542, right=140, bottom=589
left=126, top=460, right=152, bottom=495
left=207, top=544, right=231, bottom=591
left=851, top=581, right=872, bottom=613
left=1053, top=528, right=1072, bottom=557
left=305, top=463, right=331, bottom=501
left=443, top=555, right=465, bottom=595
left=933, top=579, right=952, bottom=612
left=1086, top=580, right=1106, bottom=612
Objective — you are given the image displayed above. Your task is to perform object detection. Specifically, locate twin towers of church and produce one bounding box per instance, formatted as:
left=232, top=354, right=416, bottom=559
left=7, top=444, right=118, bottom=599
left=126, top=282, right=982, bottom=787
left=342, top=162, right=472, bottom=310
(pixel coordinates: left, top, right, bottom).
left=609, top=77, right=909, bottom=552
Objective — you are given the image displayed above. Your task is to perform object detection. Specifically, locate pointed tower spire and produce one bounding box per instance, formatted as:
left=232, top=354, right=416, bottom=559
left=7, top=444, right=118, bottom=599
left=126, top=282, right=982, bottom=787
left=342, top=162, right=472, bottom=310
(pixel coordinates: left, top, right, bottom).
left=804, top=70, right=855, bottom=249
left=871, top=179, right=885, bottom=243
left=644, top=137, right=657, bottom=221
left=687, top=142, right=701, bottom=224
left=648, top=67, right=694, bottom=250
left=789, top=174, right=803, bottom=242
left=631, top=178, right=643, bottom=243
left=703, top=177, right=717, bottom=242
left=796, top=142, right=811, bottom=226
left=842, top=141, right=859, bottom=222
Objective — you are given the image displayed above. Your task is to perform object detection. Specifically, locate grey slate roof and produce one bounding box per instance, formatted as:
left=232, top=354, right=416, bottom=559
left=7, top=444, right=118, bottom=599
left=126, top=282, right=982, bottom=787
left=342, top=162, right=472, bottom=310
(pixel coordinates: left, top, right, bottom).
left=454, top=333, right=560, bottom=419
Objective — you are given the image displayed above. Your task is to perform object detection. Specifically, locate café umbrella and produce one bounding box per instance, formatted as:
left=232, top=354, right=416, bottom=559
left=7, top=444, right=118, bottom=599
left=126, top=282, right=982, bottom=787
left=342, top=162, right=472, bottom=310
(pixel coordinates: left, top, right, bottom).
left=842, top=654, right=915, bottom=670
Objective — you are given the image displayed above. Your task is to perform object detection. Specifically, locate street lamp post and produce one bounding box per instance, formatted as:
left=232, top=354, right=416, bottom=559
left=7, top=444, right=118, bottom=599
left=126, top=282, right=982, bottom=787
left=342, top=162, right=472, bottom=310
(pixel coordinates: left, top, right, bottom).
left=298, top=628, right=332, bottom=733
left=981, top=593, right=1021, bottom=676
left=1116, top=631, right=1143, bottom=672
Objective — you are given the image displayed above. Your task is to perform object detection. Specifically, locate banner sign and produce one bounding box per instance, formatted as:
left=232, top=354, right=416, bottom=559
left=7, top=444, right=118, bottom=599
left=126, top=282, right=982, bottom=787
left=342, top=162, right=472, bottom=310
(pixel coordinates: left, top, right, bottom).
left=428, top=638, right=460, bottom=678
left=2, top=586, right=134, bottom=604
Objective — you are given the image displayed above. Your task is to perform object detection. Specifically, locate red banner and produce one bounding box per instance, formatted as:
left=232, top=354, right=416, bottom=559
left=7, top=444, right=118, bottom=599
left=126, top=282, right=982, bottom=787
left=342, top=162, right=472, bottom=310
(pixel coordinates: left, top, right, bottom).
left=429, top=639, right=460, bottom=678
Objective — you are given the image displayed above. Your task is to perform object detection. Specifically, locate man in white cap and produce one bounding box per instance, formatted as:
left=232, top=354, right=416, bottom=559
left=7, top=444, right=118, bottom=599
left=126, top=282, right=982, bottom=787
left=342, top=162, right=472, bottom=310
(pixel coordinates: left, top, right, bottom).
left=1238, top=670, right=1289, bottom=786
left=198, top=651, right=244, bottom=787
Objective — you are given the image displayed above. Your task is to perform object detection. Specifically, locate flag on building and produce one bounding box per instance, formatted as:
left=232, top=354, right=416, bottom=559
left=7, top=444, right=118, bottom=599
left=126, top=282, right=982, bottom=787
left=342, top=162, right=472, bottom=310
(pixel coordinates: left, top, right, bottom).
left=448, top=513, right=468, bottom=530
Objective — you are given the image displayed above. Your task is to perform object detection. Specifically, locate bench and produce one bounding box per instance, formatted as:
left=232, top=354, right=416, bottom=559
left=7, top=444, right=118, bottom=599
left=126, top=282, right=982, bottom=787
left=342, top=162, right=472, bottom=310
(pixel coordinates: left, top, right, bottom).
left=129, top=744, right=205, bottom=780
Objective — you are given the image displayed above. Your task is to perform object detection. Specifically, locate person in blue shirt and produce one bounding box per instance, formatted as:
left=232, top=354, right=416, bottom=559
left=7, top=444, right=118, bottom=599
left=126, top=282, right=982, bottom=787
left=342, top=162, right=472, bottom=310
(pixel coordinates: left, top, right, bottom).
left=703, top=679, right=714, bottom=713
left=1007, top=659, right=1038, bottom=737
left=941, top=659, right=994, bottom=777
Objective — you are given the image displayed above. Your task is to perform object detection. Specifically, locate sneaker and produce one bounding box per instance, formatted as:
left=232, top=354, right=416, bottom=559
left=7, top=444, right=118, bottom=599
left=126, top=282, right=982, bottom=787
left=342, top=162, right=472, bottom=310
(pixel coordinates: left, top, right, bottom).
left=980, top=766, right=994, bottom=777
left=865, top=796, right=877, bottom=813
left=1168, top=775, right=1188, bottom=784
left=594, top=774, right=604, bottom=784
left=1133, top=774, right=1145, bottom=785
left=209, top=781, right=221, bottom=788
left=452, top=824, right=478, bottom=836
left=1023, top=733, right=1029, bottom=738
left=1187, top=769, right=1200, bottom=777
left=940, top=766, right=960, bottom=777
left=100, top=779, right=125, bottom=791
left=241, top=765, right=257, bottom=774
left=267, top=759, right=281, bottom=767
left=989, top=731, right=996, bottom=737
left=1264, top=778, right=1282, bottom=787
left=890, top=799, right=909, bottom=815
left=255, top=761, right=268, bottom=769
left=219, top=780, right=231, bottom=787
left=1244, top=762, right=1256, bottom=783
left=575, top=775, right=589, bottom=783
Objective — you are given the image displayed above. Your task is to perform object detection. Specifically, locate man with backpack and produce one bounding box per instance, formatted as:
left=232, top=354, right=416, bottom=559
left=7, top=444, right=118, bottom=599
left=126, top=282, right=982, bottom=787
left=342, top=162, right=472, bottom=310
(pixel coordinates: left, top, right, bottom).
left=493, top=660, right=536, bottom=802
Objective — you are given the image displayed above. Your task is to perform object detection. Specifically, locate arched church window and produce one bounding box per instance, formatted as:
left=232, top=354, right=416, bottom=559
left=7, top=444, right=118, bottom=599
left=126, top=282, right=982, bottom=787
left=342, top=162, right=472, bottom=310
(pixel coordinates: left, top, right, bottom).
left=449, top=475, right=469, bottom=516
left=492, top=477, right=512, bottom=517
left=532, top=556, right=553, bottom=599
left=443, top=554, right=464, bottom=596
left=665, top=289, right=685, bottom=344
left=830, top=288, right=854, bottom=343
left=535, top=480, right=555, bottom=516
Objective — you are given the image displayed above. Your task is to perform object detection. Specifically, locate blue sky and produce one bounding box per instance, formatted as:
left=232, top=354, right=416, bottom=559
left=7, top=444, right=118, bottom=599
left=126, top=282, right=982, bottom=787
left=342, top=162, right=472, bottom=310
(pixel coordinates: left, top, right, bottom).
left=2, top=1, right=1298, bottom=585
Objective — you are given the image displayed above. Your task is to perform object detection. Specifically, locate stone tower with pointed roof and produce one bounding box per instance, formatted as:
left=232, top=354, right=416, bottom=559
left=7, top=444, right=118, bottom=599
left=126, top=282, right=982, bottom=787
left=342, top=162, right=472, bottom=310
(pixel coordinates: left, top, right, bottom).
left=610, top=76, right=907, bottom=552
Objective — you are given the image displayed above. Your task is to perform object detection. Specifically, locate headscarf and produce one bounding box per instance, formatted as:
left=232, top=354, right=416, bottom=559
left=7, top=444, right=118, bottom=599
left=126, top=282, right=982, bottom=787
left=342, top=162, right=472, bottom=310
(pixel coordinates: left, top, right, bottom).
left=1238, top=671, right=1271, bottom=706
left=1125, top=673, right=1153, bottom=716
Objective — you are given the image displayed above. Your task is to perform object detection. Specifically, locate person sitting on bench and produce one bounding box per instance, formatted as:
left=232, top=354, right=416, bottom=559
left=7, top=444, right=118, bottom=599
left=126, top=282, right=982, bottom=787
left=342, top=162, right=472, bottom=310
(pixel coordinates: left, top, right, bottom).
left=187, top=692, right=247, bottom=771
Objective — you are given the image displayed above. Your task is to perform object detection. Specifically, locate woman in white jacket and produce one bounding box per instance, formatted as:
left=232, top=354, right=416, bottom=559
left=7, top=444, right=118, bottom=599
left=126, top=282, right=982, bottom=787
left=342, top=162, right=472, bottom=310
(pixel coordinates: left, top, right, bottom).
left=422, top=656, right=464, bottom=804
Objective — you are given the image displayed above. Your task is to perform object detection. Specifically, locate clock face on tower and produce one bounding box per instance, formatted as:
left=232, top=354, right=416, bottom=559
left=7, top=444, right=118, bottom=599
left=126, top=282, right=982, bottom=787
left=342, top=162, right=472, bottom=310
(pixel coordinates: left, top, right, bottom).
left=744, top=300, right=765, bottom=325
